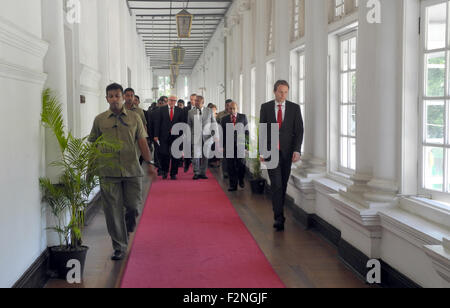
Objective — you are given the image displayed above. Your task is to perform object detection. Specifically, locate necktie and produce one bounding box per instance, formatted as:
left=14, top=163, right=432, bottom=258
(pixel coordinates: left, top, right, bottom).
left=170, top=107, right=174, bottom=121
left=199, top=109, right=202, bottom=116
left=277, top=104, right=283, bottom=129
left=232, top=115, right=236, bottom=127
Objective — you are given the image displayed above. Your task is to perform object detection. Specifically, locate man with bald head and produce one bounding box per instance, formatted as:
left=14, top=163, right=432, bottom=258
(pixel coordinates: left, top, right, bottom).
left=221, top=101, right=249, bottom=191
left=154, top=95, right=184, bottom=180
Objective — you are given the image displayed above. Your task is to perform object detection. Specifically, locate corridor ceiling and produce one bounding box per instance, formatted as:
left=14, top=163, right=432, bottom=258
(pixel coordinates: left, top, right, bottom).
left=126, top=0, right=233, bottom=70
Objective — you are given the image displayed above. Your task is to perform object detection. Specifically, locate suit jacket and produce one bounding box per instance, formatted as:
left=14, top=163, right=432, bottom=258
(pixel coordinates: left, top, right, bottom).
left=183, top=103, right=195, bottom=123
left=146, top=106, right=160, bottom=140
left=221, top=113, right=249, bottom=154
left=260, top=100, right=304, bottom=160
left=154, top=105, right=184, bottom=155
left=187, top=107, right=218, bottom=145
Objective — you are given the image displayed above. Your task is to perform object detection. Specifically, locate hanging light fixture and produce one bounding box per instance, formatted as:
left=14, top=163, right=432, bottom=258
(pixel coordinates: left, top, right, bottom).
left=170, top=63, right=179, bottom=88
left=170, top=63, right=179, bottom=78
left=176, top=9, right=193, bottom=38
left=171, top=46, right=185, bottom=64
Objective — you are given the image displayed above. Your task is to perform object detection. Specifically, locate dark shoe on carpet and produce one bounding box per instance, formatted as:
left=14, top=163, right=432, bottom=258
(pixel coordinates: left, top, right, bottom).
left=193, top=175, right=200, bottom=180
left=199, top=175, right=208, bottom=180
left=228, top=187, right=238, bottom=192
left=111, top=250, right=125, bottom=261
left=162, top=173, right=168, bottom=180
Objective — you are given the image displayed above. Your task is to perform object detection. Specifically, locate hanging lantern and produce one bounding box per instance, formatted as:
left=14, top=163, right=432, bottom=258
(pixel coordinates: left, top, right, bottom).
left=170, top=64, right=179, bottom=88
left=169, top=74, right=176, bottom=89
left=171, top=46, right=185, bottom=65
left=176, top=9, right=193, bottom=38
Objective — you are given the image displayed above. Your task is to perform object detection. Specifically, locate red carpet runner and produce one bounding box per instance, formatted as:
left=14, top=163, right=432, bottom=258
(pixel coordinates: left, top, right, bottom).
left=120, top=169, right=285, bottom=288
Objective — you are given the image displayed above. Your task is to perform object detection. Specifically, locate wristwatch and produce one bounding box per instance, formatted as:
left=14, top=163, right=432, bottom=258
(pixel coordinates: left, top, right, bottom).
left=145, top=160, right=157, bottom=167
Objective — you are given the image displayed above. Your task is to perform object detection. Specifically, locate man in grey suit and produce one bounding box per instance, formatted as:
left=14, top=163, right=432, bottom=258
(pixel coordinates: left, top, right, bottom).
left=187, top=95, right=218, bottom=180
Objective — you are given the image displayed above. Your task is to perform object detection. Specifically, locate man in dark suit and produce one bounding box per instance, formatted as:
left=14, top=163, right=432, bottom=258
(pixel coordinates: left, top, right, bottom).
left=147, top=97, right=167, bottom=176
left=260, top=80, right=304, bottom=232
left=183, top=93, right=197, bottom=173
left=221, top=102, right=249, bottom=192
left=154, top=96, right=184, bottom=180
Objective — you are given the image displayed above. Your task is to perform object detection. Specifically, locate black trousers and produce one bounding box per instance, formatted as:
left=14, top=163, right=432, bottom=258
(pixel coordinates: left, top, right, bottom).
left=184, top=158, right=192, bottom=170
left=153, top=141, right=161, bottom=170
left=267, top=153, right=293, bottom=224
left=227, top=158, right=246, bottom=188
left=160, top=152, right=179, bottom=176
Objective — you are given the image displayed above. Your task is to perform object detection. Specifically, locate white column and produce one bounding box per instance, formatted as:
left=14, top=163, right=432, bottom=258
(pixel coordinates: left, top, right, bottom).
left=331, top=0, right=404, bottom=259
left=274, top=0, right=290, bottom=80
left=346, top=0, right=402, bottom=205
left=41, top=0, right=69, bottom=181
left=41, top=0, right=70, bottom=247
left=364, top=0, right=401, bottom=202
left=254, top=0, right=267, bottom=108
left=239, top=0, right=251, bottom=115
left=300, top=0, right=328, bottom=176
left=152, top=73, right=159, bottom=100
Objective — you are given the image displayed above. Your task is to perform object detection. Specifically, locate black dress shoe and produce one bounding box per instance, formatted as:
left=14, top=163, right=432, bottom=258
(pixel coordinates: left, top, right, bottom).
left=193, top=175, right=200, bottom=180
left=228, top=187, right=238, bottom=192
left=111, top=250, right=125, bottom=261
left=239, top=179, right=245, bottom=188
left=171, top=175, right=177, bottom=180
left=273, top=223, right=285, bottom=232
left=162, top=173, right=168, bottom=180
left=199, top=175, right=208, bottom=180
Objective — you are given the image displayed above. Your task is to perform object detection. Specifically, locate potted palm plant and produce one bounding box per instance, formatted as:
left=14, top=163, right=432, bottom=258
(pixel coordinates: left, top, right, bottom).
left=40, top=89, right=120, bottom=280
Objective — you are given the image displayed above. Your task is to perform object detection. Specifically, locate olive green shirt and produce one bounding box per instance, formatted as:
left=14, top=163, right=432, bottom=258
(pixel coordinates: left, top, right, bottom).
left=129, top=105, right=147, bottom=128
left=89, top=107, right=148, bottom=178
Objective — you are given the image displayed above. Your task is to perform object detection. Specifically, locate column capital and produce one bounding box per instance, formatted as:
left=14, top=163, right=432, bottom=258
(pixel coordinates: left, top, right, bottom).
left=237, top=0, right=251, bottom=14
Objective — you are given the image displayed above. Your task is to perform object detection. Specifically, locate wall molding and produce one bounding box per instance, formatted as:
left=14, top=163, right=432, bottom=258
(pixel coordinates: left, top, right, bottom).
left=423, top=244, right=450, bottom=285
left=12, top=249, right=50, bottom=289
left=0, top=59, right=48, bottom=85
left=0, top=15, right=49, bottom=59
left=378, top=209, right=445, bottom=250
left=80, top=64, right=102, bottom=96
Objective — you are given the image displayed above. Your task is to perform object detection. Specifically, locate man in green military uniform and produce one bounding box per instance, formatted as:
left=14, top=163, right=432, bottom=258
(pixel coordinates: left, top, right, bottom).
left=89, top=83, right=156, bottom=261
left=124, top=88, right=147, bottom=128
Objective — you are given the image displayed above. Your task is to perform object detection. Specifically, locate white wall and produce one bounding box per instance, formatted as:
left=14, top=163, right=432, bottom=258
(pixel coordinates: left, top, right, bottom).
left=0, top=0, right=152, bottom=287
left=190, top=22, right=225, bottom=110
left=0, top=0, right=48, bottom=288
